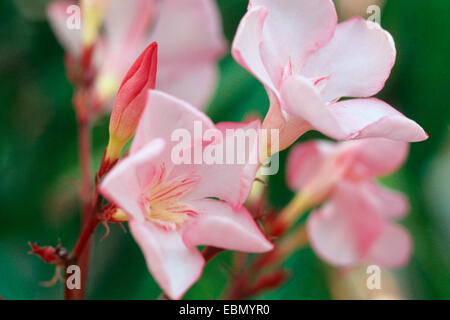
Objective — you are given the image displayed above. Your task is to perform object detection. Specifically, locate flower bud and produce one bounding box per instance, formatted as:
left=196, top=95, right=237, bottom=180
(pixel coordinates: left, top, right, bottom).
left=106, top=42, right=158, bottom=161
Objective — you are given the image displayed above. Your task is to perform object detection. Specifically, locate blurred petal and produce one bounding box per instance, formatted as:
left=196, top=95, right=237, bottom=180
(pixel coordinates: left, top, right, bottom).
left=151, top=0, right=225, bottom=109
left=302, top=18, right=396, bottom=102
left=104, top=0, right=156, bottom=55
left=307, top=182, right=385, bottom=266
left=366, top=223, right=412, bottom=267
left=252, top=0, right=337, bottom=87
left=157, top=61, right=219, bottom=109
left=286, top=140, right=335, bottom=190
left=151, top=0, right=226, bottom=64
left=47, top=1, right=81, bottom=56
left=183, top=199, right=273, bottom=252
left=130, top=220, right=204, bottom=300
left=361, top=182, right=410, bottom=219
left=348, top=138, right=409, bottom=179
left=281, top=75, right=428, bottom=142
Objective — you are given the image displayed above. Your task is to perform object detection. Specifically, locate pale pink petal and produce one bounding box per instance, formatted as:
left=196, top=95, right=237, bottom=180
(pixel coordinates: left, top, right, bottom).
left=101, top=0, right=157, bottom=81
left=366, top=223, right=412, bottom=267
left=151, top=0, right=226, bottom=64
left=130, top=90, right=215, bottom=155
left=252, top=0, right=337, bottom=87
left=307, top=182, right=384, bottom=266
left=171, top=120, right=261, bottom=207
left=104, top=0, right=157, bottom=55
left=262, top=90, right=312, bottom=152
left=157, top=61, right=219, bottom=110
left=231, top=6, right=277, bottom=94
left=100, top=139, right=165, bottom=221
left=182, top=199, right=273, bottom=253
left=302, top=18, right=396, bottom=102
left=330, top=98, right=428, bottom=142
left=361, top=182, right=410, bottom=219
left=281, top=75, right=428, bottom=142
left=308, top=203, right=361, bottom=266
left=286, top=140, right=336, bottom=190
left=348, top=138, right=409, bottom=179
left=47, top=1, right=81, bottom=57
left=129, top=220, right=204, bottom=300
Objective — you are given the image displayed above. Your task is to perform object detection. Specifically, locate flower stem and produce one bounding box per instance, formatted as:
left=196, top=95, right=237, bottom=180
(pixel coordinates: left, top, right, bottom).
left=66, top=89, right=93, bottom=300
left=269, top=192, right=311, bottom=236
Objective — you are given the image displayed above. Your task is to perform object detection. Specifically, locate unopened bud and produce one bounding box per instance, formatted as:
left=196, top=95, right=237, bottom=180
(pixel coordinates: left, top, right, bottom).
left=106, top=42, right=158, bottom=161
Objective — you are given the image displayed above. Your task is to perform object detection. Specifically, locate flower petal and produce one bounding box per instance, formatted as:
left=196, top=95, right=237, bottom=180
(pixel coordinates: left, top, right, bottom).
left=100, top=139, right=165, bottom=221
left=47, top=1, right=81, bottom=57
left=308, top=203, right=361, bottom=266
left=251, top=0, right=337, bottom=88
left=281, top=75, right=428, bottom=142
left=330, top=98, right=428, bottom=141
left=231, top=6, right=277, bottom=93
left=286, top=140, right=335, bottom=190
left=307, top=182, right=385, bottom=266
left=361, top=182, right=410, bottom=219
left=169, top=120, right=261, bottom=207
left=348, top=138, right=409, bottom=179
left=302, top=18, right=396, bottom=102
left=130, top=90, right=215, bottom=155
left=151, top=0, right=226, bottom=64
left=183, top=199, right=273, bottom=253
left=104, top=0, right=157, bottom=57
left=366, top=223, right=412, bottom=267
left=157, top=61, right=219, bottom=109
left=129, top=220, right=204, bottom=300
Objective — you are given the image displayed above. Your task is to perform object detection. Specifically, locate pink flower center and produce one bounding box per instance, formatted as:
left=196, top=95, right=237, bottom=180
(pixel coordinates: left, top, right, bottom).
left=141, top=165, right=200, bottom=230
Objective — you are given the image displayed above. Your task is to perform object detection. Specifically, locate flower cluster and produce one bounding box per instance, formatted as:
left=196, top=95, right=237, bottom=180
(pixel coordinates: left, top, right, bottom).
left=47, top=0, right=225, bottom=113
left=32, top=0, right=428, bottom=300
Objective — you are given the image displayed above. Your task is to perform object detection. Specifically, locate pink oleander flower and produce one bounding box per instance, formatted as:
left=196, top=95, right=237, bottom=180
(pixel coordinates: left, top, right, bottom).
left=100, top=90, right=273, bottom=299
left=286, top=138, right=412, bottom=267
left=232, top=0, right=427, bottom=151
left=47, top=0, right=226, bottom=110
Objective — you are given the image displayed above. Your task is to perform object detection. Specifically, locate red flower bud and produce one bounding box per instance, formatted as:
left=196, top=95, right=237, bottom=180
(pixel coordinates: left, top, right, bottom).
left=106, top=42, right=158, bottom=161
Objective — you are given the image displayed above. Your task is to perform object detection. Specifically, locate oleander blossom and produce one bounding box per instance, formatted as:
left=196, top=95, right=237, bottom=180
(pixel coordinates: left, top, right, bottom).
left=47, top=0, right=226, bottom=110
left=286, top=138, right=412, bottom=267
left=100, top=90, right=273, bottom=299
left=232, top=0, right=427, bottom=151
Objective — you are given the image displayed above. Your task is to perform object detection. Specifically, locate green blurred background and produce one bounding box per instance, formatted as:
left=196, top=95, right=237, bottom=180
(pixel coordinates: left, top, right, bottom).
left=0, top=0, right=449, bottom=299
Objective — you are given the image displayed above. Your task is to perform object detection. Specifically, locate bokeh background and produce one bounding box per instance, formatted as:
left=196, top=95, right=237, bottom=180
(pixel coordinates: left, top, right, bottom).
left=0, top=0, right=449, bottom=299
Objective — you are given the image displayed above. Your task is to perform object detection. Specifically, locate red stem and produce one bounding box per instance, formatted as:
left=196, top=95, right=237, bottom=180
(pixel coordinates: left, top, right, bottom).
left=65, top=91, right=93, bottom=300
left=78, top=119, right=92, bottom=213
